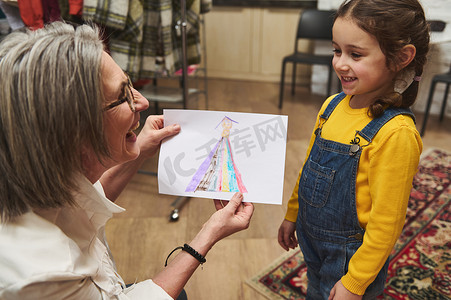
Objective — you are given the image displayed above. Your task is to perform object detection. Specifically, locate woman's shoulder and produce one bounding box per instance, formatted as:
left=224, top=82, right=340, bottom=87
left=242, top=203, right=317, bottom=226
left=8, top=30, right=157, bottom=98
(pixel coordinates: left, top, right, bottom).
left=0, top=212, right=90, bottom=287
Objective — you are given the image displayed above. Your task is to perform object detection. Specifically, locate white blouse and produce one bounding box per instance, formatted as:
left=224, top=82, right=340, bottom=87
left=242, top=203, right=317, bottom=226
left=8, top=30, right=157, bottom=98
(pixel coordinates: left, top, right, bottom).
left=0, top=176, right=172, bottom=300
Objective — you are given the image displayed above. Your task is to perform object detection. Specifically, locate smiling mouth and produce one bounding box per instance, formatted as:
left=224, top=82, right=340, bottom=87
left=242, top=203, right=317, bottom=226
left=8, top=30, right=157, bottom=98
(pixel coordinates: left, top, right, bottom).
left=126, top=122, right=140, bottom=138
left=342, top=76, right=357, bottom=82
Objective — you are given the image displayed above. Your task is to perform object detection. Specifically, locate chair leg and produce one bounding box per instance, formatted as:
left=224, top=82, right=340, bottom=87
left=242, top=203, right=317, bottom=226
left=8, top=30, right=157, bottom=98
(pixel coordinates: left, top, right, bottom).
left=291, top=63, right=297, bottom=96
left=420, top=80, right=437, bottom=137
left=439, top=83, right=450, bottom=122
left=279, top=61, right=287, bottom=109
left=155, top=101, right=161, bottom=114
left=327, top=64, right=332, bottom=96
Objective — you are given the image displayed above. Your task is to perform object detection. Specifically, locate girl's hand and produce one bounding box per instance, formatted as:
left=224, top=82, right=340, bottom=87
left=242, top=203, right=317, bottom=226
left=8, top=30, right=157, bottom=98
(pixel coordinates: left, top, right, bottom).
left=278, top=219, right=298, bottom=251
left=328, top=280, right=362, bottom=300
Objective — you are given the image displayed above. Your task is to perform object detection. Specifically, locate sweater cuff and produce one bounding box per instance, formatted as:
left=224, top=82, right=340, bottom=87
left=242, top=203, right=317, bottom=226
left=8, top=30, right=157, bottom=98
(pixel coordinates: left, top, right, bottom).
left=341, top=274, right=366, bottom=296
left=285, top=200, right=299, bottom=222
left=284, top=210, right=298, bottom=223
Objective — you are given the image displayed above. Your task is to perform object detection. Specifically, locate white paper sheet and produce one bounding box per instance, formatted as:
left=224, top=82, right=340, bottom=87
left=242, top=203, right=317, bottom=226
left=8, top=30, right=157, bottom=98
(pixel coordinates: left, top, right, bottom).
left=158, top=109, right=288, bottom=205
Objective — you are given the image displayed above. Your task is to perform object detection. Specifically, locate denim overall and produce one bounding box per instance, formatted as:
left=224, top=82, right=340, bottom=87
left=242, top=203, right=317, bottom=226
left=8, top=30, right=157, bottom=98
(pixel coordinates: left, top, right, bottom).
left=296, top=92, right=415, bottom=299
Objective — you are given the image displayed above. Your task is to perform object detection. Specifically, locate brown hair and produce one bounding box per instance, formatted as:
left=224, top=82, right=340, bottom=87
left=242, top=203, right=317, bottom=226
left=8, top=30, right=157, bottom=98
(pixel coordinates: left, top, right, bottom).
left=335, top=0, right=430, bottom=117
left=0, top=22, right=108, bottom=222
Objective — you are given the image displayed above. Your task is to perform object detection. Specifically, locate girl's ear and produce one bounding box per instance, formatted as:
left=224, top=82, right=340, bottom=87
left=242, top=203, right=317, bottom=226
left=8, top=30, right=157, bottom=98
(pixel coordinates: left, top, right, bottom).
left=398, top=44, right=416, bottom=71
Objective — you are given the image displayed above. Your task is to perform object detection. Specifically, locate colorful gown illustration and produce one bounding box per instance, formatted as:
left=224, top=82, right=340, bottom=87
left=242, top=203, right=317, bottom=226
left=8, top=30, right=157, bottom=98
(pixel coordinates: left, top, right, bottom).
left=185, top=117, right=247, bottom=193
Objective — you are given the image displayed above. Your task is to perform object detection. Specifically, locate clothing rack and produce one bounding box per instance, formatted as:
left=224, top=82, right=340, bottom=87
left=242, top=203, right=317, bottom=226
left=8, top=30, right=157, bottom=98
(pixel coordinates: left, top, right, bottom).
left=138, top=0, right=209, bottom=220
left=138, top=0, right=208, bottom=113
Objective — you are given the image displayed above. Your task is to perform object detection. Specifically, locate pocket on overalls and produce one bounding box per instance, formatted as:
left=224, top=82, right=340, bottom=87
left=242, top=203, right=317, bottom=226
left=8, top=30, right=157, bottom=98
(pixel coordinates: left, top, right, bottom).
left=300, top=158, right=335, bottom=208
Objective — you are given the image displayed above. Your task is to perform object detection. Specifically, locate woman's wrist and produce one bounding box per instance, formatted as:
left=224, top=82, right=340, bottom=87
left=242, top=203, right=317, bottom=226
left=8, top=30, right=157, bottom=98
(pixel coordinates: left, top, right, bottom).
left=188, top=226, right=218, bottom=257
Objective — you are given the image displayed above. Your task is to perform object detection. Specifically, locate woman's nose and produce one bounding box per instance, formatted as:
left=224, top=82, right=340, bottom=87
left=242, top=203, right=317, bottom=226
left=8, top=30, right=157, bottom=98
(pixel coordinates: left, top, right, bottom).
left=132, top=89, right=150, bottom=112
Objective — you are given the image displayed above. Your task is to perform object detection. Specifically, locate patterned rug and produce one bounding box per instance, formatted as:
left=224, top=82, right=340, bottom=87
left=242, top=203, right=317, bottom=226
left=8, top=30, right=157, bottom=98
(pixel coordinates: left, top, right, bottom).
left=247, top=148, right=451, bottom=300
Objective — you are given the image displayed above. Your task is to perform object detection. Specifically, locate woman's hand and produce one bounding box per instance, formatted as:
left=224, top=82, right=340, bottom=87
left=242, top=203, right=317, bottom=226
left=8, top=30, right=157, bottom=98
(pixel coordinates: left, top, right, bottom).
left=206, top=193, right=254, bottom=243
left=154, top=193, right=253, bottom=298
left=192, top=193, right=253, bottom=251
left=137, top=115, right=180, bottom=160
left=100, top=114, right=179, bottom=201
left=328, top=280, right=362, bottom=300
left=278, top=219, right=298, bottom=251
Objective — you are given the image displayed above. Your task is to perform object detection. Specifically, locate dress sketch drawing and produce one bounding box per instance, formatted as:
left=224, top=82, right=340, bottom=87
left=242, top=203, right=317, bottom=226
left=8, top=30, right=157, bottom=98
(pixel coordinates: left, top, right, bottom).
left=185, top=117, right=248, bottom=193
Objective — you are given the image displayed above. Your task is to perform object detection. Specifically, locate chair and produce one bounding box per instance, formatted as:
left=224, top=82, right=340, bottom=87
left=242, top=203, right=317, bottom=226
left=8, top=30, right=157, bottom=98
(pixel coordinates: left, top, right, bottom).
left=279, top=9, right=336, bottom=109
left=420, top=63, right=451, bottom=136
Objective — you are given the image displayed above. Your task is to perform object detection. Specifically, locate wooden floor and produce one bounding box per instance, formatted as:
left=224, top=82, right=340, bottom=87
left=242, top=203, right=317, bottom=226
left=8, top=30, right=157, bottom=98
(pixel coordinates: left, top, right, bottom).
left=105, top=78, right=451, bottom=300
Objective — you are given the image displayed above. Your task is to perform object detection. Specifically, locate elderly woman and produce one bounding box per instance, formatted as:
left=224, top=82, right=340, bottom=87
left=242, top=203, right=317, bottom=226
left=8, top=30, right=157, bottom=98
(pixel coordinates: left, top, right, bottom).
left=0, top=22, right=254, bottom=299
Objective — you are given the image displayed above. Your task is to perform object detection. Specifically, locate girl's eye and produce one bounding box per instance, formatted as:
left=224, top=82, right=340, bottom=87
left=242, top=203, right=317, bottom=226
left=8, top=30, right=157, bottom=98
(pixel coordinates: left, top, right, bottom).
left=333, top=49, right=342, bottom=55
left=351, top=53, right=362, bottom=59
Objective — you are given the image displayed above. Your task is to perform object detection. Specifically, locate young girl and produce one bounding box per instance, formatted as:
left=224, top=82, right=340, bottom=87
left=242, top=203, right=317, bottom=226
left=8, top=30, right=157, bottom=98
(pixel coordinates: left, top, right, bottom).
left=278, top=0, right=430, bottom=299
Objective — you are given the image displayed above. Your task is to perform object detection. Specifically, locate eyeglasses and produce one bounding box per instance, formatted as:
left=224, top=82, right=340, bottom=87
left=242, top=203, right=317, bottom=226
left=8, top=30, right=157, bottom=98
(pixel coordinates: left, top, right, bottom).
left=103, top=74, right=136, bottom=113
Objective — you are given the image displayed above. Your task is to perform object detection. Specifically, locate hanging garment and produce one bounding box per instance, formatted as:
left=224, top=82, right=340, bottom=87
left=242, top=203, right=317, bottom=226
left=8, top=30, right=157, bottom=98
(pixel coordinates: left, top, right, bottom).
left=68, top=0, right=83, bottom=16
left=200, top=0, right=211, bottom=14
left=0, top=1, right=25, bottom=30
left=107, top=0, right=144, bottom=78
left=17, top=0, right=44, bottom=29
left=83, top=0, right=129, bottom=30
left=83, top=0, right=202, bottom=80
left=41, top=0, right=61, bottom=23
left=57, top=0, right=68, bottom=19
left=169, top=0, right=201, bottom=74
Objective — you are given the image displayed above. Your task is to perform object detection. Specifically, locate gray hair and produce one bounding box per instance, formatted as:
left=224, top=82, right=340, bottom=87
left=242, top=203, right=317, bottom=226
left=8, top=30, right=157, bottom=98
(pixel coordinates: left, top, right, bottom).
left=0, top=22, right=108, bottom=222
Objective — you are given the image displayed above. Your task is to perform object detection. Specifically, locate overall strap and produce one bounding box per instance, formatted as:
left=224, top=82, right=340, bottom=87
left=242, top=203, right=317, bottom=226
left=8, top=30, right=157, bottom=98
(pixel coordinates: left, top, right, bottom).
left=320, top=92, right=347, bottom=121
left=358, top=107, right=416, bottom=143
